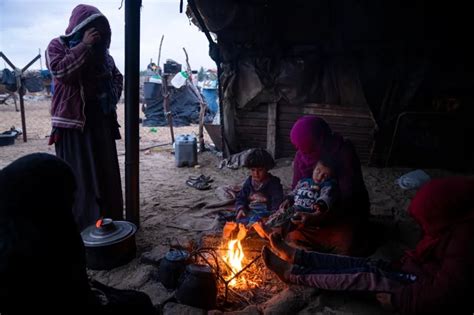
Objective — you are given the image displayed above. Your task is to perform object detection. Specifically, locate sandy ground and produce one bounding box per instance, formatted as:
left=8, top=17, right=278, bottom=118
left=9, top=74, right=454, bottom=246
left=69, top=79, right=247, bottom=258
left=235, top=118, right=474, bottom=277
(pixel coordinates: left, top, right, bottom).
left=0, top=96, right=467, bottom=313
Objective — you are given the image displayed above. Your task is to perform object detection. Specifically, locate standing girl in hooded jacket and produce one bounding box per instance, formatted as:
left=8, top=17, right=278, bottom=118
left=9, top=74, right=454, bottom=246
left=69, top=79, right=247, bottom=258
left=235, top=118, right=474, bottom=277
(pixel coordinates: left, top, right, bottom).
left=46, top=4, right=123, bottom=231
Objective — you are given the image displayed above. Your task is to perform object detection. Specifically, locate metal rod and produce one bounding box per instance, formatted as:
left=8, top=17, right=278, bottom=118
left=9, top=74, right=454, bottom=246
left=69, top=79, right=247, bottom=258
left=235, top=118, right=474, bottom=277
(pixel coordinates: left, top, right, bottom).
left=124, top=0, right=141, bottom=226
left=21, top=54, right=40, bottom=73
left=0, top=52, right=16, bottom=70
left=227, top=254, right=261, bottom=282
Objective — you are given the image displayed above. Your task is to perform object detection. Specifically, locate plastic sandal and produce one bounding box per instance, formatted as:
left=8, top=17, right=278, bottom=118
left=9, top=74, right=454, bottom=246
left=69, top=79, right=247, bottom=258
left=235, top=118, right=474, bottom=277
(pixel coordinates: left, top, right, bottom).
left=186, top=179, right=211, bottom=190
left=188, top=174, right=213, bottom=183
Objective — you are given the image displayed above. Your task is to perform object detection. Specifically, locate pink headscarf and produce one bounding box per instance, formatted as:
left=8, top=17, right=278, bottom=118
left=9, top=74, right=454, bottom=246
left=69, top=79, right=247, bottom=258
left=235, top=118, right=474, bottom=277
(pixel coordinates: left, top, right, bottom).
left=290, top=116, right=343, bottom=188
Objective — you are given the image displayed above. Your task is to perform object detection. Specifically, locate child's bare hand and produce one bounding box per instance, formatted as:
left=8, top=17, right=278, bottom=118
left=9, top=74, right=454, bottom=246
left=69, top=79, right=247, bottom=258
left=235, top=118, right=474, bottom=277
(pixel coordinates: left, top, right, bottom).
left=82, top=28, right=101, bottom=45
left=278, top=199, right=290, bottom=211
left=236, top=209, right=246, bottom=220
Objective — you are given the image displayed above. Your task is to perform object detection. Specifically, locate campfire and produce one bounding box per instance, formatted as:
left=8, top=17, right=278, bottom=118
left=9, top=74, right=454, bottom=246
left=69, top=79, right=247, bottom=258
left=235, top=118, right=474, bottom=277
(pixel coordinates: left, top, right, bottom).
left=195, top=222, right=285, bottom=309
left=221, top=223, right=259, bottom=289
left=223, top=238, right=244, bottom=286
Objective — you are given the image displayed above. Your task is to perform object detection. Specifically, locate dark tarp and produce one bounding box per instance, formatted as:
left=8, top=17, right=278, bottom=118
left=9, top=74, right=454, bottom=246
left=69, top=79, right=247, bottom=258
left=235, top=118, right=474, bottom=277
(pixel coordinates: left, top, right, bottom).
left=142, top=84, right=214, bottom=127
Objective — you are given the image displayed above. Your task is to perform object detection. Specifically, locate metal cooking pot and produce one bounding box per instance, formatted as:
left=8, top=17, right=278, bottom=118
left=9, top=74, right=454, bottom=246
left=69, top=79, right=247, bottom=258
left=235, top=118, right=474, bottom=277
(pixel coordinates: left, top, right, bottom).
left=158, top=249, right=191, bottom=289
left=81, top=218, right=137, bottom=270
left=175, top=264, right=217, bottom=310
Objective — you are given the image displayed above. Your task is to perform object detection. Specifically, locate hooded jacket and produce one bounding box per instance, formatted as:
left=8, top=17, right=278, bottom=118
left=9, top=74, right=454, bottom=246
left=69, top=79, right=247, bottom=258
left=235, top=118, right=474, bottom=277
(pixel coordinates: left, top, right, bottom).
left=393, top=177, right=474, bottom=314
left=45, top=4, right=122, bottom=130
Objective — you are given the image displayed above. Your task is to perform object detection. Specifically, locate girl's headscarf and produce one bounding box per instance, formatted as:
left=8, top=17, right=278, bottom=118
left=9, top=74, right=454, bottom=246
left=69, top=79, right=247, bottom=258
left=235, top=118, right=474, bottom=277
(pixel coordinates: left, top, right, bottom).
left=406, top=176, right=474, bottom=262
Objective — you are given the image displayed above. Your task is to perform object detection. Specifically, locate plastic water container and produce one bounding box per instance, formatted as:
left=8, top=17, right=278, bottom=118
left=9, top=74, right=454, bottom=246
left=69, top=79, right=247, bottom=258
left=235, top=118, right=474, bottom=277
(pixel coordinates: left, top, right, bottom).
left=149, top=75, right=162, bottom=84
left=171, top=71, right=189, bottom=89
left=143, top=81, right=160, bottom=99
left=175, top=134, right=197, bottom=167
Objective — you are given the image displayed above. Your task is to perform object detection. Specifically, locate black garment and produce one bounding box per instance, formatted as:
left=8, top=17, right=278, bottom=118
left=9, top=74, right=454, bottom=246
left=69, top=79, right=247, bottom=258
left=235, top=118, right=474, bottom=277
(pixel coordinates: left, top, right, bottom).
left=0, top=153, right=154, bottom=315
left=0, top=153, right=91, bottom=313
left=55, top=111, right=123, bottom=231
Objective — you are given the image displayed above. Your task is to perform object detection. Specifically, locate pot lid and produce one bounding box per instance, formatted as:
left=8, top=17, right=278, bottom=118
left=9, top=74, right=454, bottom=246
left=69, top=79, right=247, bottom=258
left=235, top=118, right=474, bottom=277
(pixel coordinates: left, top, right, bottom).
left=165, top=249, right=190, bottom=262
left=81, top=218, right=137, bottom=247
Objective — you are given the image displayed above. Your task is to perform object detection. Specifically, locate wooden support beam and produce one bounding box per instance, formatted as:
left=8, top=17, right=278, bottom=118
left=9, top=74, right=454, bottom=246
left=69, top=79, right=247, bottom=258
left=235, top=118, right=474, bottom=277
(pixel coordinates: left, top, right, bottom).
left=266, top=102, right=277, bottom=158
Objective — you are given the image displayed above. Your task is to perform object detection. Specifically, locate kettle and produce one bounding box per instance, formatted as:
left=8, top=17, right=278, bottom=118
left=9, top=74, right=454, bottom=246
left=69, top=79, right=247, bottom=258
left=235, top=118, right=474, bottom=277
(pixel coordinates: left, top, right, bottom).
left=158, top=249, right=190, bottom=289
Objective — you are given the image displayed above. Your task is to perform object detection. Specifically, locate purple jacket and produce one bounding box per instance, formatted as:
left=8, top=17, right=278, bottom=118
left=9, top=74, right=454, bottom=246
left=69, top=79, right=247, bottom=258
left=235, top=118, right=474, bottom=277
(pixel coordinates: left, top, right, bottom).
left=45, top=4, right=122, bottom=130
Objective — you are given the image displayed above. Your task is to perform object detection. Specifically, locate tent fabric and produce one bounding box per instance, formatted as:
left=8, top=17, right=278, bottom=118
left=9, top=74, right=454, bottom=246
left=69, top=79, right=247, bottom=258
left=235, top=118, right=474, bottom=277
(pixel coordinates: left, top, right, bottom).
left=142, top=84, right=213, bottom=127
left=190, top=0, right=474, bottom=168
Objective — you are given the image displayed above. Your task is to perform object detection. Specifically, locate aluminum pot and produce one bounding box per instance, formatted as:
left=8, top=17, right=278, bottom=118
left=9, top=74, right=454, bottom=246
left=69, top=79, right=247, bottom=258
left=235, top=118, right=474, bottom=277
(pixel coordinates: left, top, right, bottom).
left=81, top=218, right=137, bottom=270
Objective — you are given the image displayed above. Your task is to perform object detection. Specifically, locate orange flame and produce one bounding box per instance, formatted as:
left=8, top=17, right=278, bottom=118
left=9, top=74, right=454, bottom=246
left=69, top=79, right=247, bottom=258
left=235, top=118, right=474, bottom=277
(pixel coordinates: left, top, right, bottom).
left=222, top=224, right=248, bottom=287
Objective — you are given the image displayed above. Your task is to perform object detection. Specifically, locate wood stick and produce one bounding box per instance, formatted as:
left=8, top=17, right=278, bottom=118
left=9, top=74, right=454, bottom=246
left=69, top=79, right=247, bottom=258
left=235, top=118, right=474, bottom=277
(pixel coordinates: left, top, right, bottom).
left=183, top=47, right=206, bottom=151
left=157, top=35, right=164, bottom=69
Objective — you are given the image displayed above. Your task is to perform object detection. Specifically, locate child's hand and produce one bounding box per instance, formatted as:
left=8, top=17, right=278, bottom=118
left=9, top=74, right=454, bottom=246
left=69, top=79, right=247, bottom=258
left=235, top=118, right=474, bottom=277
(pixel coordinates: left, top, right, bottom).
left=312, top=202, right=327, bottom=213
left=312, top=204, right=322, bottom=213
left=278, top=199, right=291, bottom=211
left=291, top=212, right=309, bottom=227
left=236, top=209, right=246, bottom=220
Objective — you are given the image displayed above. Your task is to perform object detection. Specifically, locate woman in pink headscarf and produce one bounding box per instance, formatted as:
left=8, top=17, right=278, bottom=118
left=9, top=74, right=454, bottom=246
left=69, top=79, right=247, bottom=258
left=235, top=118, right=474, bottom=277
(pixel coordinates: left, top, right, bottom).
left=282, top=115, right=370, bottom=255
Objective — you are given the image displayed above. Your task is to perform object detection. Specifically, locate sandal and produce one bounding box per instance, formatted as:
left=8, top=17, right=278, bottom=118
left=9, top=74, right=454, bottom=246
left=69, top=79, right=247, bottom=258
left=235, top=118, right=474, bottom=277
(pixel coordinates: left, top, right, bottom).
left=188, top=174, right=213, bottom=183
left=186, top=179, right=211, bottom=190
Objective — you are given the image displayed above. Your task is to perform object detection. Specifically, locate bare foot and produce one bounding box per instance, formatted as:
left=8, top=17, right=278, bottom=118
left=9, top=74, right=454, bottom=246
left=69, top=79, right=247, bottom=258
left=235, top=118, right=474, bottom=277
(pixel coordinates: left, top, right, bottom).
left=262, top=246, right=291, bottom=283
left=269, top=232, right=296, bottom=263
left=252, top=222, right=269, bottom=239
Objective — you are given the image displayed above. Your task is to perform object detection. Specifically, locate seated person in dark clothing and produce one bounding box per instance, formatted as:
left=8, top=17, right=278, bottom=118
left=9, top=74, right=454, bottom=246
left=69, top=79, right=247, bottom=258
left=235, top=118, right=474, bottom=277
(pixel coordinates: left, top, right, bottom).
left=234, top=148, right=284, bottom=227
left=0, top=153, right=155, bottom=315
left=262, top=177, right=474, bottom=315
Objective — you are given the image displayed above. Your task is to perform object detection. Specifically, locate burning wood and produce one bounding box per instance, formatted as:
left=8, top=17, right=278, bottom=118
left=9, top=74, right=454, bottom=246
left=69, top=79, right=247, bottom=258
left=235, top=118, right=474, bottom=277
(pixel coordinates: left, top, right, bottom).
left=196, top=228, right=286, bottom=309
left=221, top=223, right=263, bottom=290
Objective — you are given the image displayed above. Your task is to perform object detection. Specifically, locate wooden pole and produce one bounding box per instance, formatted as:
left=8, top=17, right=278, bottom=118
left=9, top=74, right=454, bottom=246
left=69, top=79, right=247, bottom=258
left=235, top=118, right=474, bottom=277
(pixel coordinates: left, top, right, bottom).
left=183, top=47, right=206, bottom=152
left=162, top=74, right=175, bottom=143
left=0, top=52, right=40, bottom=143
left=157, top=35, right=164, bottom=70
left=266, top=102, right=277, bottom=158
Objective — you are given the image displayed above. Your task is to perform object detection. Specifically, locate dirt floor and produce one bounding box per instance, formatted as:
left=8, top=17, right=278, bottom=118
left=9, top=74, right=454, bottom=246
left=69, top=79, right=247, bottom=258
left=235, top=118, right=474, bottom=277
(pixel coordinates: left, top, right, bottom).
left=0, top=96, right=466, bottom=314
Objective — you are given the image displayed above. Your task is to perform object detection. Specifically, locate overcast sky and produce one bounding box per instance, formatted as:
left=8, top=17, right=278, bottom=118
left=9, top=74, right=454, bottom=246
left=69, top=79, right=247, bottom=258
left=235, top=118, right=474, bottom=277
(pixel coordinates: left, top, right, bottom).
left=0, top=0, right=216, bottom=73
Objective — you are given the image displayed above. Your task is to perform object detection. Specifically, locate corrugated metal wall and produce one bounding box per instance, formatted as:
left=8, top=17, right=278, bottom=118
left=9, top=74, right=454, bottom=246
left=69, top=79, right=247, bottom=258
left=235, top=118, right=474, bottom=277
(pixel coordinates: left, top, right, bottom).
left=234, top=103, right=377, bottom=164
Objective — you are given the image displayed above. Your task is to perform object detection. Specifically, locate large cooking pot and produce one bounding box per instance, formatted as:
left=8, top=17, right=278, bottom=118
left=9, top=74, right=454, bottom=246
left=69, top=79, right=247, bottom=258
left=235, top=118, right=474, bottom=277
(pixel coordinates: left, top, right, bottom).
left=81, top=218, right=137, bottom=270
left=175, top=264, right=217, bottom=310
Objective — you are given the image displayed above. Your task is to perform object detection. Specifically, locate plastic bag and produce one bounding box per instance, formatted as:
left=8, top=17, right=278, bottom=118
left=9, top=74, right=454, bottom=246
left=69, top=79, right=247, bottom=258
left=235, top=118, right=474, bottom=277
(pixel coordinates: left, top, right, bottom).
left=396, top=169, right=430, bottom=190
